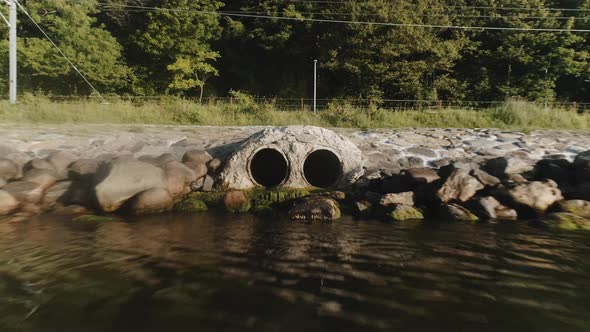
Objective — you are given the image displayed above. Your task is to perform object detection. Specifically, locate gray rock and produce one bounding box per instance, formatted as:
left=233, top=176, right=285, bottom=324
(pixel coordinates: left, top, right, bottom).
left=23, top=168, right=61, bottom=190
left=379, top=192, right=414, bottom=206
left=288, top=196, right=341, bottom=221
left=201, top=175, right=214, bottom=192
left=23, top=158, right=55, bottom=173
left=0, top=190, right=19, bottom=215
left=0, top=178, right=5, bottom=188
left=68, top=159, right=100, bottom=180
left=2, top=181, right=44, bottom=204
left=484, top=157, right=534, bottom=177
left=126, top=188, right=174, bottom=215
left=354, top=200, right=373, bottom=214
left=183, top=161, right=208, bottom=179
left=46, top=150, right=77, bottom=176
left=182, top=150, right=213, bottom=165
left=41, top=181, right=72, bottom=210
left=406, top=147, right=437, bottom=158
left=0, top=158, right=19, bottom=181
left=437, top=169, right=484, bottom=203
left=94, top=159, right=168, bottom=212
left=443, top=203, right=479, bottom=222
left=509, top=180, right=563, bottom=214
left=153, top=153, right=177, bottom=167
left=190, top=177, right=205, bottom=191
left=476, top=196, right=517, bottom=220
left=207, top=158, right=222, bottom=174
left=471, top=169, right=501, bottom=187
left=405, top=168, right=440, bottom=184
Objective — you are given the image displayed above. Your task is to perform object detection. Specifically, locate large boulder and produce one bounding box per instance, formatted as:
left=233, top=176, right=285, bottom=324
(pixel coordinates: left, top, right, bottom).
left=163, top=161, right=197, bottom=198
left=288, top=196, right=341, bottom=221
left=508, top=180, right=563, bottom=214
left=437, top=169, right=484, bottom=203
left=23, top=168, right=61, bottom=191
left=94, top=159, right=168, bottom=212
left=0, top=158, right=19, bottom=181
left=126, top=188, right=174, bottom=215
left=2, top=181, right=44, bottom=204
left=46, top=151, right=77, bottom=177
left=68, top=159, right=100, bottom=181
left=0, top=190, right=19, bottom=215
left=182, top=149, right=213, bottom=165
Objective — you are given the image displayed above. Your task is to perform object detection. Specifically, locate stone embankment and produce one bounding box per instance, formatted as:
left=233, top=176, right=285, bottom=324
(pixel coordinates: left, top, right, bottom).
left=0, top=124, right=589, bottom=230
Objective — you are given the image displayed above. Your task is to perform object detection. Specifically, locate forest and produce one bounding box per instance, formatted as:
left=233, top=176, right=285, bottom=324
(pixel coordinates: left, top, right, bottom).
left=0, top=0, right=589, bottom=104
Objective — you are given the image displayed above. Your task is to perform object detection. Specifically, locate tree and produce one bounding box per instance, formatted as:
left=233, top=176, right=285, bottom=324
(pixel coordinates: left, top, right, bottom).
left=454, top=0, right=589, bottom=102
left=100, top=0, right=223, bottom=95
left=15, top=0, right=129, bottom=95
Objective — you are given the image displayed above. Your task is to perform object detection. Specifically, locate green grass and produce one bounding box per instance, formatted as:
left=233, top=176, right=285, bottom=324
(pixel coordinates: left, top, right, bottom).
left=0, top=96, right=588, bottom=130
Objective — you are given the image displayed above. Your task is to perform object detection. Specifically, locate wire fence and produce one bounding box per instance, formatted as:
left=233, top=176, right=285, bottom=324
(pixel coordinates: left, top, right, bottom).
left=16, top=95, right=590, bottom=113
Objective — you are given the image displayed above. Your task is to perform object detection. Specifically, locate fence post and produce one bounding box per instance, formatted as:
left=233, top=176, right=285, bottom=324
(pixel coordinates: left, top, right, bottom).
left=301, top=97, right=304, bottom=112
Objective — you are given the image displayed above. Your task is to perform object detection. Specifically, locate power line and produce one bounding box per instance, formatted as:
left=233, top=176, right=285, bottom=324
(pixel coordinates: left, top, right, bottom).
left=15, top=0, right=106, bottom=101
left=286, top=1, right=590, bottom=12
left=96, top=7, right=590, bottom=21
left=96, top=3, right=590, bottom=33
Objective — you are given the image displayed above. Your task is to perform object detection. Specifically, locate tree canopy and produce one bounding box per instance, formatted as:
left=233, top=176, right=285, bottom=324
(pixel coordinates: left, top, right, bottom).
left=0, top=0, right=588, bottom=102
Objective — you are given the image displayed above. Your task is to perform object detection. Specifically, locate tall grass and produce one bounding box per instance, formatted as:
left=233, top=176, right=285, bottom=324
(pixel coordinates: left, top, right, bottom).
left=0, top=96, right=588, bottom=130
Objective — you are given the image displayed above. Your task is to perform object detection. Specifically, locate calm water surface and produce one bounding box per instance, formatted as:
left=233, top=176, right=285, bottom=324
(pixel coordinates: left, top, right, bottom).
left=1, top=212, right=589, bottom=332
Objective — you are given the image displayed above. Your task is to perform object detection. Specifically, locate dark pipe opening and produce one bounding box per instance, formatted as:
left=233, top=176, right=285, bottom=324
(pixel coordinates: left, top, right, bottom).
left=303, top=149, right=342, bottom=188
left=249, top=148, right=289, bottom=187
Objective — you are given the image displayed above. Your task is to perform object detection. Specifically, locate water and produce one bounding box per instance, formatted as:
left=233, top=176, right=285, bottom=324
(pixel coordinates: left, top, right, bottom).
left=1, top=213, right=589, bottom=332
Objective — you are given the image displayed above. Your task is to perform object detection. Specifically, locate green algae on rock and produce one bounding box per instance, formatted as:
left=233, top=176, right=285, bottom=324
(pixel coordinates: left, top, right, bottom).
left=542, top=213, right=590, bottom=231
left=73, top=214, right=122, bottom=223
left=388, top=204, right=424, bottom=221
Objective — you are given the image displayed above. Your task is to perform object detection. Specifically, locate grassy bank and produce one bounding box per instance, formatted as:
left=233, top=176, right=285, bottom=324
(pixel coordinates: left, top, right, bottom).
left=0, top=96, right=588, bottom=130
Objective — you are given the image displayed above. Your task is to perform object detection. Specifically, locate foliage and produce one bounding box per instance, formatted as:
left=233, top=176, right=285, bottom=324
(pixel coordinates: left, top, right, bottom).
left=0, top=0, right=588, bottom=103
left=0, top=97, right=588, bottom=130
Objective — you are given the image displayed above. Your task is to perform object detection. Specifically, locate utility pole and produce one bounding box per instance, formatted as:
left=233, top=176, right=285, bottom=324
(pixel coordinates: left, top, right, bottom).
left=8, top=0, right=16, bottom=104
left=313, top=59, right=317, bottom=113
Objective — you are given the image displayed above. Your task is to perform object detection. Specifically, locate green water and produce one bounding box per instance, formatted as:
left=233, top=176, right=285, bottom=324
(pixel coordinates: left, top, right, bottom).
left=1, top=212, right=589, bottom=332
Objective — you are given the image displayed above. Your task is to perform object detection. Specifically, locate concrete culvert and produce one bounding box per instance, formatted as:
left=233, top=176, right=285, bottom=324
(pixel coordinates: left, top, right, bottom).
left=220, top=126, right=364, bottom=190
left=304, top=149, right=342, bottom=188
left=249, top=148, right=289, bottom=187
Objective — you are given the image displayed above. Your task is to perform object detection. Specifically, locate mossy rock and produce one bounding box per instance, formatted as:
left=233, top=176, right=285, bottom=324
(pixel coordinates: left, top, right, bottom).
left=444, top=203, right=479, bottom=222
left=249, top=188, right=312, bottom=207
left=73, top=214, right=122, bottom=223
left=542, top=213, right=590, bottom=231
left=172, top=199, right=208, bottom=213
left=389, top=204, right=424, bottom=221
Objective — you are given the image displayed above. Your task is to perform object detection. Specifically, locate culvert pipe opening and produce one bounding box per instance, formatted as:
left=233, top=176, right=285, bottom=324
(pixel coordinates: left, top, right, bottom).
left=304, top=149, right=343, bottom=188
left=249, top=148, right=289, bottom=187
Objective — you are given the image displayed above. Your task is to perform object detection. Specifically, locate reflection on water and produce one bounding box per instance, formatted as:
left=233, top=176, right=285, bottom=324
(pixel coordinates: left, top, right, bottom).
left=0, top=213, right=589, bottom=332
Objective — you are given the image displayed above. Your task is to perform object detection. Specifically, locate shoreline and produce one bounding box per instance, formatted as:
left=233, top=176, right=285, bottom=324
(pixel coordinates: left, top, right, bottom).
left=0, top=125, right=588, bottom=229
